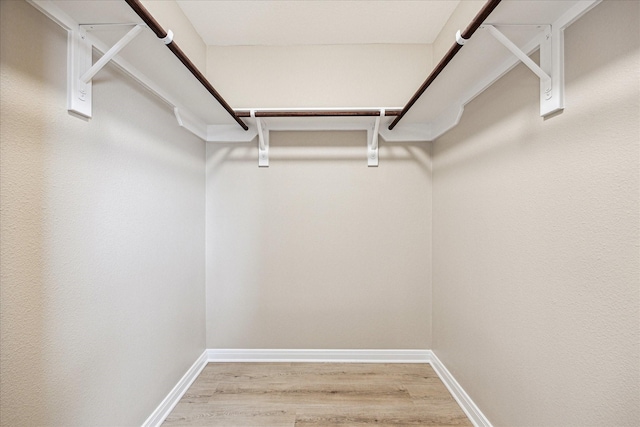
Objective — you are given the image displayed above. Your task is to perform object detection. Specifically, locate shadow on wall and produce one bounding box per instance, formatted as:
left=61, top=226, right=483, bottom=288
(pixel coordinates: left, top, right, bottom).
left=207, top=131, right=432, bottom=175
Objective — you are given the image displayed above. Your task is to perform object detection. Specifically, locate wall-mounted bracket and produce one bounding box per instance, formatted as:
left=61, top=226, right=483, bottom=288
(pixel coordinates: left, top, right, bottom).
left=366, top=109, right=384, bottom=167
left=68, top=24, right=143, bottom=118
left=483, top=24, right=561, bottom=117
left=251, top=110, right=269, bottom=167
left=28, top=0, right=233, bottom=143
left=80, top=24, right=144, bottom=84
left=68, top=27, right=93, bottom=118
left=174, top=107, right=207, bottom=140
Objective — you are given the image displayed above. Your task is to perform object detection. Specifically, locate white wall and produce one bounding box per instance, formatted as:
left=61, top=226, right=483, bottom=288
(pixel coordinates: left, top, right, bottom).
left=203, top=22, right=434, bottom=350
left=207, top=44, right=432, bottom=108
left=206, top=132, right=432, bottom=349
left=432, top=1, right=639, bottom=425
left=432, top=0, right=484, bottom=63
left=0, top=1, right=206, bottom=425
left=140, top=0, right=207, bottom=71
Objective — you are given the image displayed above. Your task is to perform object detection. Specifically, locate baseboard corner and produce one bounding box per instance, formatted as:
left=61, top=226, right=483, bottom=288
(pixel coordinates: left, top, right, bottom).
left=141, top=349, right=208, bottom=427
left=428, top=351, right=493, bottom=427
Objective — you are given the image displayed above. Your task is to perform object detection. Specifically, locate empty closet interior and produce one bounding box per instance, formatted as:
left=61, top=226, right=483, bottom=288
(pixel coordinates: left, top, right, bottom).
left=0, top=0, right=638, bottom=426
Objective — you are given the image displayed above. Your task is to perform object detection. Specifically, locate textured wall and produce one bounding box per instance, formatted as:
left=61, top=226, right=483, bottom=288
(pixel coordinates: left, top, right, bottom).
left=0, top=1, right=206, bottom=425
left=206, top=132, right=432, bottom=349
left=432, top=1, right=639, bottom=426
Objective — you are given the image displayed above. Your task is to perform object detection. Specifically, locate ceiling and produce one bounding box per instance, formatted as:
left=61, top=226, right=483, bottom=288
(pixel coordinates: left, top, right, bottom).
left=176, top=0, right=461, bottom=47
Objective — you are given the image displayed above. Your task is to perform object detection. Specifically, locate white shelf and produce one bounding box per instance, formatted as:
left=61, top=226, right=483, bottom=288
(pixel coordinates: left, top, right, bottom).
left=391, top=0, right=601, bottom=141
left=30, top=0, right=243, bottom=138
left=28, top=0, right=601, bottom=149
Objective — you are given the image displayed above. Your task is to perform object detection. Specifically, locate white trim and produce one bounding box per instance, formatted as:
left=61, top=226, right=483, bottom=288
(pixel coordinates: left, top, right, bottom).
left=429, top=351, right=493, bottom=427
left=141, top=350, right=208, bottom=427
left=143, top=349, right=491, bottom=427
left=207, top=348, right=431, bottom=363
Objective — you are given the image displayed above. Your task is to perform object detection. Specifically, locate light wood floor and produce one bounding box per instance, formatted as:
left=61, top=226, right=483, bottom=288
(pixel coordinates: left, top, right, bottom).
left=162, top=363, right=472, bottom=426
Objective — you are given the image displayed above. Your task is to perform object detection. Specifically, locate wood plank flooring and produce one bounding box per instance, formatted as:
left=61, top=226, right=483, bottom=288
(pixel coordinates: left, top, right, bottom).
left=162, top=363, right=472, bottom=426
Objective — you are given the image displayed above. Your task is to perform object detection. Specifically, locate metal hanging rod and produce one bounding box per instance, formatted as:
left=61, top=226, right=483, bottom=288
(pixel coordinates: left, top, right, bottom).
left=389, top=0, right=502, bottom=130
left=235, top=109, right=402, bottom=118
left=123, top=0, right=248, bottom=131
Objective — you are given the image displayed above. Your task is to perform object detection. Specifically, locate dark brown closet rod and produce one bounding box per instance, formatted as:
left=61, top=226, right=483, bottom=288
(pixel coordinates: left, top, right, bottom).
left=123, top=0, right=249, bottom=130
left=235, top=109, right=402, bottom=118
left=388, top=0, right=502, bottom=130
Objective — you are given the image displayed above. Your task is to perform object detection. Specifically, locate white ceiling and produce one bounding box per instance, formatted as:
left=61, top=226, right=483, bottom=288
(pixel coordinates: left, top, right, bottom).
left=176, top=0, right=461, bottom=46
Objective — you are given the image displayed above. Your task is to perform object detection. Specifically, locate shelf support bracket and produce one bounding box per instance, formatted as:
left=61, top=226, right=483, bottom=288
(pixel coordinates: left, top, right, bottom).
left=484, top=24, right=561, bottom=117
left=367, top=109, right=384, bottom=167
left=68, top=27, right=93, bottom=118
left=80, top=24, right=144, bottom=84
left=68, top=24, right=143, bottom=118
left=251, top=110, right=269, bottom=167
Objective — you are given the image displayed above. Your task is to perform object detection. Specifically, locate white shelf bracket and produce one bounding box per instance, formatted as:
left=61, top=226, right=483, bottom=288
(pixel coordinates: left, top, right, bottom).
left=68, top=27, right=93, bottom=118
left=367, top=109, right=384, bottom=167
left=68, top=24, right=143, bottom=118
left=483, top=24, right=562, bottom=117
left=80, top=24, right=144, bottom=84
left=251, top=110, right=269, bottom=167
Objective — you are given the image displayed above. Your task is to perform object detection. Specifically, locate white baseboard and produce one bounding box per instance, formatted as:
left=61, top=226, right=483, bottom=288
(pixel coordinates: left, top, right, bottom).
left=141, top=350, right=208, bottom=427
left=428, top=351, right=493, bottom=427
left=143, top=349, right=491, bottom=427
left=207, top=348, right=432, bottom=363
